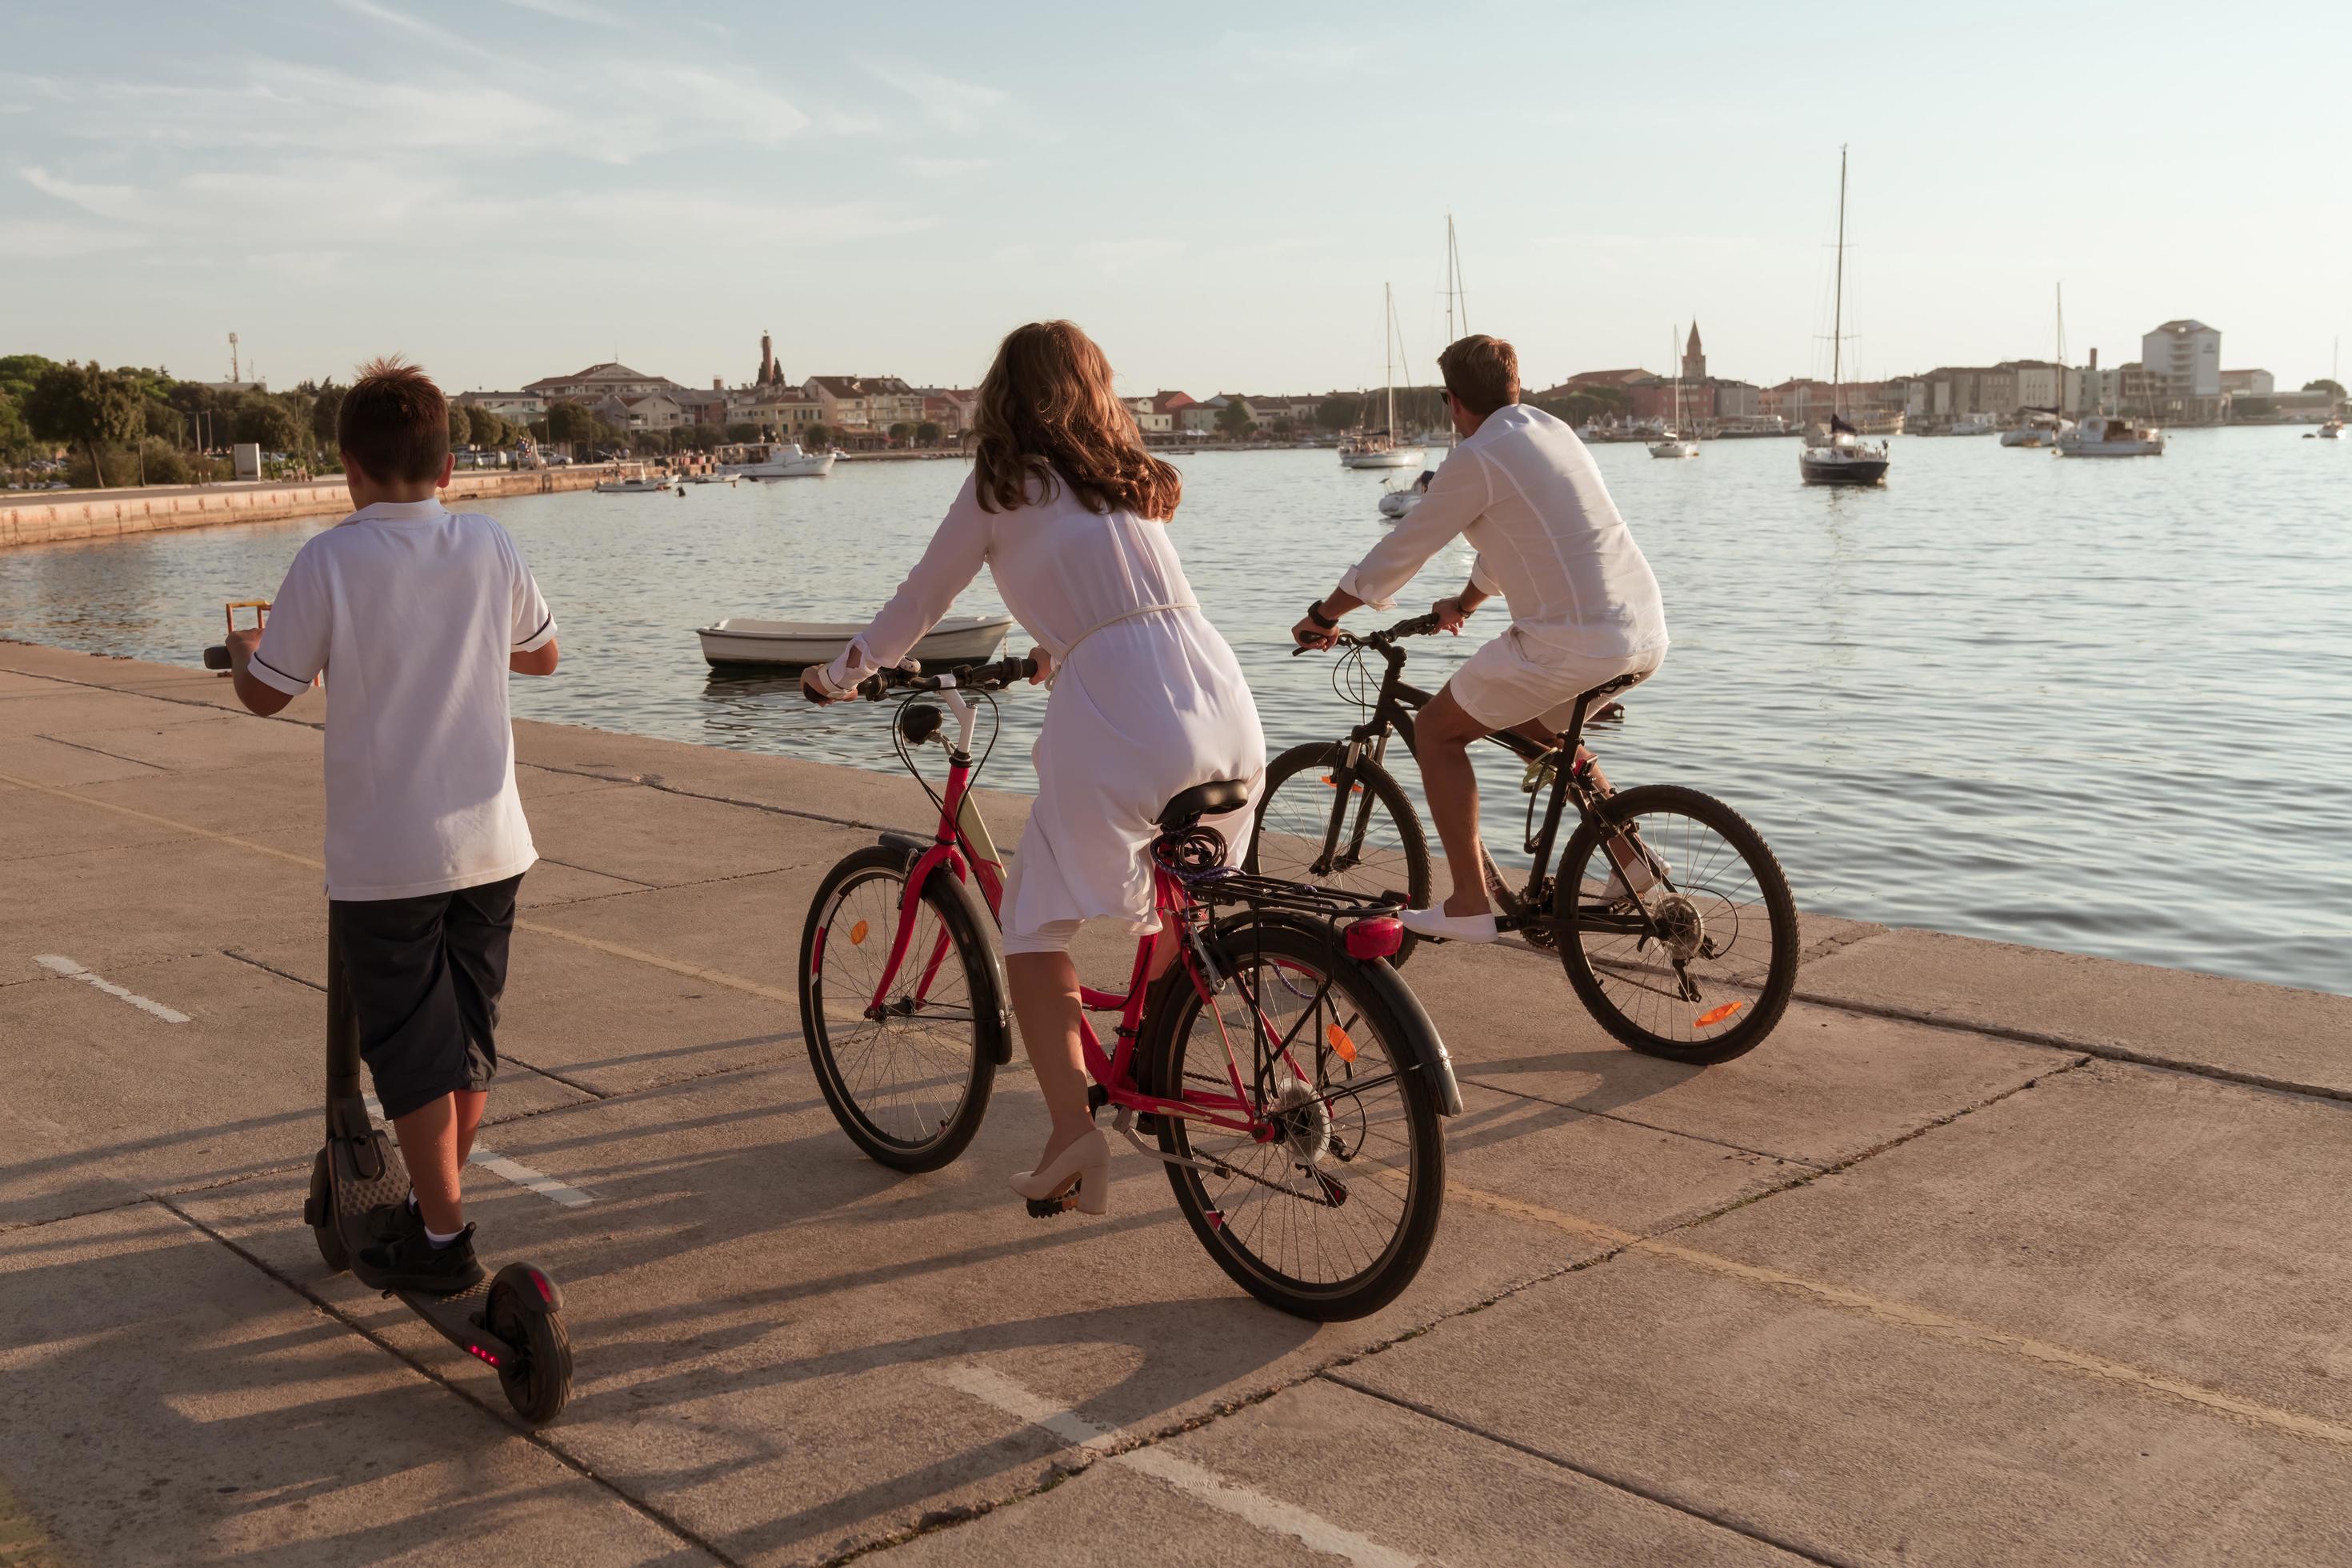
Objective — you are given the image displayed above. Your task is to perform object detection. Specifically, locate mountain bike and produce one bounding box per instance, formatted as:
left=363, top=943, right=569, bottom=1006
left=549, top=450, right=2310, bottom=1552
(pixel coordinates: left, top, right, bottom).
left=1256, top=615, right=1798, bottom=1066
left=795, top=654, right=1461, bottom=1320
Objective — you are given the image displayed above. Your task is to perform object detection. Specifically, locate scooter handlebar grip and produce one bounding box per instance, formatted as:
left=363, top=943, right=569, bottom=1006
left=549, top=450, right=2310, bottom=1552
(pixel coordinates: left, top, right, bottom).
left=203, top=646, right=231, bottom=670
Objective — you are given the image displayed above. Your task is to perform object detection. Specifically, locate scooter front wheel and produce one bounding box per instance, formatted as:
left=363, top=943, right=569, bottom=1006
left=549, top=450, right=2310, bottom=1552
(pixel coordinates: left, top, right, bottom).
left=486, top=1271, right=572, bottom=1425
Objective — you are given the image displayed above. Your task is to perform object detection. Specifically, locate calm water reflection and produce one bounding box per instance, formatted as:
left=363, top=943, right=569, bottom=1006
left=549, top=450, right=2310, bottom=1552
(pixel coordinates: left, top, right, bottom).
left=4, top=431, right=2346, bottom=994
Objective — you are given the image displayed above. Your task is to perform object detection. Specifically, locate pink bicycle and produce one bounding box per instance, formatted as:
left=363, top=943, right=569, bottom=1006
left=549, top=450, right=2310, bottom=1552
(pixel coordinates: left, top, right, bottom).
left=797, top=654, right=1461, bottom=1320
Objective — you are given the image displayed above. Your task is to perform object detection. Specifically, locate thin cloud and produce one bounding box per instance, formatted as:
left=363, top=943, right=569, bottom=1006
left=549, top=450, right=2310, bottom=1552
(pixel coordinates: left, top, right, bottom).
left=497, top=0, right=625, bottom=24
left=860, top=58, right=1009, bottom=138
left=0, top=219, right=146, bottom=259
left=900, top=156, right=990, bottom=180
left=1219, top=30, right=1387, bottom=83
left=334, top=0, right=500, bottom=62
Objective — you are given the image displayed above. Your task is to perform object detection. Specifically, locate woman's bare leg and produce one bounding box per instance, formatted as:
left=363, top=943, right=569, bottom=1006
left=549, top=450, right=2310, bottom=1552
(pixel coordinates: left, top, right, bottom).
left=1005, top=952, right=1094, bottom=1167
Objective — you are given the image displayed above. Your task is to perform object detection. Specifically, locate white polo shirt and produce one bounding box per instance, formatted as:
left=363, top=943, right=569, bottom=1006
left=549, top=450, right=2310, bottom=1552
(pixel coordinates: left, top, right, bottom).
left=1337, top=403, right=1666, bottom=660
left=248, top=498, right=555, bottom=901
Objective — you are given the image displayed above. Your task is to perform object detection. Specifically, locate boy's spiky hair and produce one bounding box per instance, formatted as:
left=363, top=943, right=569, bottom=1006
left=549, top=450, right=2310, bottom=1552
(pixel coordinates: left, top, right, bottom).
left=338, top=355, right=450, bottom=483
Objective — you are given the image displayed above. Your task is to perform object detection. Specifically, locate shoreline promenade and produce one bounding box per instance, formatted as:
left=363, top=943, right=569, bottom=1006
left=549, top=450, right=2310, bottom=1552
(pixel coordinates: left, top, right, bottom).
left=4, top=639, right=2350, bottom=1565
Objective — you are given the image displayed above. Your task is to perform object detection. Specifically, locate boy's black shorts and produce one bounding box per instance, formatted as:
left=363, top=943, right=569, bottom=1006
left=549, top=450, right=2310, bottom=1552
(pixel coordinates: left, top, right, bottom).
left=330, top=873, right=523, bottom=1122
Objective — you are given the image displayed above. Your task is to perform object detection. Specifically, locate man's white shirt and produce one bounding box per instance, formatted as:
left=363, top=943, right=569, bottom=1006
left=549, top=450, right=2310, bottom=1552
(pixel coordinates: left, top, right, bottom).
left=1337, top=403, right=1666, bottom=659
left=247, top=498, right=554, bottom=901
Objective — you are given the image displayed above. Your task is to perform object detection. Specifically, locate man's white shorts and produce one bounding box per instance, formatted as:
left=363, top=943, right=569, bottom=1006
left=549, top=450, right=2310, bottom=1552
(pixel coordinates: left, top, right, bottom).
left=1446, top=630, right=1665, bottom=737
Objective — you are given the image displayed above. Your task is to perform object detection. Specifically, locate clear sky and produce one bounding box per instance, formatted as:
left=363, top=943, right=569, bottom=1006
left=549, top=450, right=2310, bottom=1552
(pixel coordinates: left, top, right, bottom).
left=5, top=1, right=2346, bottom=398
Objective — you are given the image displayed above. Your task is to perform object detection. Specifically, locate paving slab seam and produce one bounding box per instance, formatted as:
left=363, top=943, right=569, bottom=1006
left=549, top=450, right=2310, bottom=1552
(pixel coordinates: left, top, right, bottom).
left=27, top=732, right=170, bottom=772
left=1790, top=989, right=2352, bottom=1107
left=142, top=1190, right=740, bottom=1568
left=1322, top=1374, right=1846, bottom=1566
left=218, top=947, right=616, bottom=1102
left=0, top=767, right=806, bottom=1007
left=522, top=758, right=995, bottom=850
left=1455, top=1074, right=1828, bottom=1170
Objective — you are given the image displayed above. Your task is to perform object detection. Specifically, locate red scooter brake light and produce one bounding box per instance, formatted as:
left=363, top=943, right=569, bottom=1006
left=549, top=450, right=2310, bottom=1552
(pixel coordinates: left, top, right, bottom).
left=1345, top=918, right=1403, bottom=960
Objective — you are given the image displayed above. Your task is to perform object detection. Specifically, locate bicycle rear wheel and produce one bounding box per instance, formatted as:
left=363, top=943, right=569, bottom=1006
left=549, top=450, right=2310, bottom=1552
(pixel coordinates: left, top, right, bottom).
left=1143, top=917, right=1446, bottom=1321
left=799, top=846, right=1006, bottom=1170
left=1553, top=783, right=1798, bottom=1065
left=1247, top=742, right=1430, bottom=965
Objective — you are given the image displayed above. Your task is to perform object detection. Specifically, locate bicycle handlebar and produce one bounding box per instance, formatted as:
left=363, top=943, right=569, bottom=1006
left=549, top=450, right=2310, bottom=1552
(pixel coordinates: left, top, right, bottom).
left=852, top=653, right=1040, bottom=701
left=1291, top=610, right=1443, bottom=655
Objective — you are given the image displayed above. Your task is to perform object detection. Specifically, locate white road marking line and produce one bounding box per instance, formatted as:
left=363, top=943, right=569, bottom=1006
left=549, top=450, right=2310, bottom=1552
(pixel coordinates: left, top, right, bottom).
left=358, top=1092, right=594, bottom=1207
left=469, top=1150, right=594, bottom=1208
left=936, top=1362, right=1415, bottom=1568
left=34, top=954, right=190, bottom=1023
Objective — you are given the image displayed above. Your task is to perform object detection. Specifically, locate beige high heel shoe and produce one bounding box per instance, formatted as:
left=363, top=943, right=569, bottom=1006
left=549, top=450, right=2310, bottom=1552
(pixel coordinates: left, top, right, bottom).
left=1010, top=1127, right=1110, bottom=1217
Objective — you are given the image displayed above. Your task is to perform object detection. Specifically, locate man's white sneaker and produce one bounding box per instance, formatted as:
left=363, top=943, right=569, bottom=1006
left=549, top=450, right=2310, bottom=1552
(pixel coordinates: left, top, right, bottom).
left=1400, top=906, right=1499, bottom=943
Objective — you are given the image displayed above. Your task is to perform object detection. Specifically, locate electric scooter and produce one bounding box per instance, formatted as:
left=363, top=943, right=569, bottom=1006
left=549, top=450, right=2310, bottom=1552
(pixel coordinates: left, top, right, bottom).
left=208, top=616, right=574, bottom=1426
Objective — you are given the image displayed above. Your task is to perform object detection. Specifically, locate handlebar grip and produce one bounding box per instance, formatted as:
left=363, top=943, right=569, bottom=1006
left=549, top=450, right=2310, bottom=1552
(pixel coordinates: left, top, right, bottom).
left=203, top=646, right=231, bottom=670
left=969, top=654, right=1038, bottom=688
left=1389, top=613, right=1442, bottom=638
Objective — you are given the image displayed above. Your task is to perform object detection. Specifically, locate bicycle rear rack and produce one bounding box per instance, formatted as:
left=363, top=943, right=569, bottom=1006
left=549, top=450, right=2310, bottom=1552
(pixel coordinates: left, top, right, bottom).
left=1166, top=864, right=1406, bottom=922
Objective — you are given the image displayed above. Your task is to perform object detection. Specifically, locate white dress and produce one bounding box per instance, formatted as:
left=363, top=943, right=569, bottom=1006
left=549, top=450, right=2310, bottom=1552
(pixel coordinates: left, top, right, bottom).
left=835, top=470, right=1266, bottom=945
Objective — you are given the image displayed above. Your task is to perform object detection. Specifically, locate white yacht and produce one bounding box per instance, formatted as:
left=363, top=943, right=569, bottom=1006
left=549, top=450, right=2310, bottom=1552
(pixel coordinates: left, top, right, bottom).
left=2057, top=415, right=2165, bottom=458
left=1649, top=322, right=1701, bottom=458
left=720, top=441, right=836, bottom=479
left=2001, top=413, right=2071, bottom=448
left=1950, top=413, right=1997, bottom=437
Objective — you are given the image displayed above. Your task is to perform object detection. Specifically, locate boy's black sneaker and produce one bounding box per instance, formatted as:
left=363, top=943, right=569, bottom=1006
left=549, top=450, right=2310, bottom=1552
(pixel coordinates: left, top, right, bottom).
left=354, top=1222, right=485, bottom=1295
left=363, top=1199, right=423, bottom=1246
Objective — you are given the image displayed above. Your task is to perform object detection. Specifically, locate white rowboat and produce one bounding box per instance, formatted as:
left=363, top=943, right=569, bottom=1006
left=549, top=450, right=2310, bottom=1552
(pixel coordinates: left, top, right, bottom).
left=697, top=614, right=1014, bottom=670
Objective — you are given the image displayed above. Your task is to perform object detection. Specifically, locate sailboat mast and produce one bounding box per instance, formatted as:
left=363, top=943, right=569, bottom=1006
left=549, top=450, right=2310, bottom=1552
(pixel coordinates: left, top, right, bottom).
left=1384, top=282, right=1398, bottom=442
left=1830, top=145, right=1847, bottom=418
left=1445, top=218, right=1456, bottom=345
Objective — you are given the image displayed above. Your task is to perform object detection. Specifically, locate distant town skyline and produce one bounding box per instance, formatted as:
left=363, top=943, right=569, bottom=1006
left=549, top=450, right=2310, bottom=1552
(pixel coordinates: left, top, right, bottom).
left=5, top=2, right=2345, bottom=397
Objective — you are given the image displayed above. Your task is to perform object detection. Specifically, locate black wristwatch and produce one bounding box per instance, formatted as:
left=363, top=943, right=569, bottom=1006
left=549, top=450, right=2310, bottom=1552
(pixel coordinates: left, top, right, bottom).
left=1305, top=599, right=1337, bottom=630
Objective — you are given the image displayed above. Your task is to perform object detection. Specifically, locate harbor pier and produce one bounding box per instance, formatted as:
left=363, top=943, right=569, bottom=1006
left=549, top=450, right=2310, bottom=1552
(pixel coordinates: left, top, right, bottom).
left=3, top=639, right=2350, bottom=1565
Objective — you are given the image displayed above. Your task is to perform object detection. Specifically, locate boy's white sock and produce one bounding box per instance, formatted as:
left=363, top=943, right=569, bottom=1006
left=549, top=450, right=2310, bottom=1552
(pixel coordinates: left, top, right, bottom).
left=406, top=1192, right=419, bottom=1212
left=424, top=1223, right=463, bottom=1250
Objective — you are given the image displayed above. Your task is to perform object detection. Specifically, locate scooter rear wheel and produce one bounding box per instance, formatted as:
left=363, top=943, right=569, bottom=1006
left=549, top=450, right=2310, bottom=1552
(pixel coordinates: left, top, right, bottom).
left=308, top=1148, right=351, bottom=1274
left=486, top=1277, right=572, bottom=1426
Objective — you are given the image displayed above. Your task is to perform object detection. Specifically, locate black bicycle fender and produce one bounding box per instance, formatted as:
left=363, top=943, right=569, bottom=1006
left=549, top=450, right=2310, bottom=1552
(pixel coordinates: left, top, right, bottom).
left=876, top=830, right=930, bottom=866
left=1209, top=911, right=1462, bottom=1118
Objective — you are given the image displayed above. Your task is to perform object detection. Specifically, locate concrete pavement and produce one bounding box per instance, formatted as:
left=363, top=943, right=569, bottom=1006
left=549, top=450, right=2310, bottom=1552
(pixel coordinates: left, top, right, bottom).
left=2, top=638, right=2349, bottom=1566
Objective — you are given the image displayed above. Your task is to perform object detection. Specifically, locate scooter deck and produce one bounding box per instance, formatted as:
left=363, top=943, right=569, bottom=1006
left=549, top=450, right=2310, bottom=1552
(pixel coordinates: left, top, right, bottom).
left=398, top=1278, right=528, bottom=1371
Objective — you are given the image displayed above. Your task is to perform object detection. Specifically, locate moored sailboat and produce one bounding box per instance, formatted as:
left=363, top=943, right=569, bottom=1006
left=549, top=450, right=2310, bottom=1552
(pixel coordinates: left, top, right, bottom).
left=1799, top=146, right=1890, bottom=488
left=1340, top=282, right=1425, bottom=470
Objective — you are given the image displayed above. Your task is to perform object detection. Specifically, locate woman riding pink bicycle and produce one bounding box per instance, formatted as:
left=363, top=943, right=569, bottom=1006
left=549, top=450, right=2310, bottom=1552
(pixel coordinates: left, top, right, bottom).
left=803, top=320, right=1265, bottom=1218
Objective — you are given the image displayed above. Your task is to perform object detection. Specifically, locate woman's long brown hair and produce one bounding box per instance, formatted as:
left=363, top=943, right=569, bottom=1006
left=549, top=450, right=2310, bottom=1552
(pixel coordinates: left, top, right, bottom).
left=972, top=321, right=1182, bottom=520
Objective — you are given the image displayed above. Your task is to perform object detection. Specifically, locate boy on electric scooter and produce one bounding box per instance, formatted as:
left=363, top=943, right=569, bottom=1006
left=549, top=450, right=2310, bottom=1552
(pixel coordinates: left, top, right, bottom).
left=224, top=358, right=559, bottom=1294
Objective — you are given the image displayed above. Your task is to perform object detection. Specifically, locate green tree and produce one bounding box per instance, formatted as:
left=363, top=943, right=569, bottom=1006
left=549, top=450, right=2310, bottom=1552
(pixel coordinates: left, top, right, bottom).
left=0, top=353, right=59, bottom=408
left=234, top=393, right=305, bottom=452
left=466, top=406, right=508, bottom=447
left=547, top=401, right=603, bottom=444
left=1214, top=400, right=1254, bottom=441
left=23, top=361, right=142, bottom=489
left=311, top=382, right=345, bottom=449
left=0, top=390, right=30, bottom=462
left=887, top=421, right=912, bottom=443
left=1315, top=392, right=1364, bottom=433
left=804, top=422, right=831, bottom=449
left=915, top=420, right=941, bottom=446
left=2306, top=378, right=2346, bottom=398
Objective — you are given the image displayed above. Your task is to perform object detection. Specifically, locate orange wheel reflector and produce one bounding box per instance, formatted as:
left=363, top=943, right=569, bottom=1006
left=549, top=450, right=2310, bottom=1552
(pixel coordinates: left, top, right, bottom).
left=1326, top=1023, right=1358, bottom=1062
left=849, top=919, right=870, bottom=946
left=1694, top=1000, right=1745, bottom=1028
left=1319, top=776, right=1365, bottom=794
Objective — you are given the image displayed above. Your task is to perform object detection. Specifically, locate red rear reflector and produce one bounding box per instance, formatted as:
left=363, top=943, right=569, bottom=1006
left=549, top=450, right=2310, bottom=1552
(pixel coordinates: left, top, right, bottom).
left=468, top=1345, right=501, bottom=1366
left=1345, top=918, right=1402, bottom=960
left=1695, top=1001, right=1746, bottom=1028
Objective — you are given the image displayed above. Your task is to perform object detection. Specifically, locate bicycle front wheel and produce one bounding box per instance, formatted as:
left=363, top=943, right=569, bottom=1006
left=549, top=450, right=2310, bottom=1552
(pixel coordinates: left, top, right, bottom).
left=1247, top=742, right=1430, bottom=965
left=1553, top=783, right=1798, bottom=1065
left=799, top=846, right=1006, bottom=1170
left=1143, top=918, right=1446, bottom=1321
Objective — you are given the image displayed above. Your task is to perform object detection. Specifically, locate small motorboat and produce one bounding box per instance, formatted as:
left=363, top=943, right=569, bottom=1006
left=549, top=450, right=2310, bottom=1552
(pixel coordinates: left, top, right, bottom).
left=2310, top=417, right=2346, bottom=440
left=685, top=472, right=741, bottom=486
left=1647, top=433, right=1700, bottom=459
left=718, top=442, right=836, bottom=480
left=594, top=464, right=677, bottom=494
left=697, top=614, right=1015, bottom=670
left=1378, top=469, right=1435, bottom=519
left=2057, top=415, right=2164, bottom=458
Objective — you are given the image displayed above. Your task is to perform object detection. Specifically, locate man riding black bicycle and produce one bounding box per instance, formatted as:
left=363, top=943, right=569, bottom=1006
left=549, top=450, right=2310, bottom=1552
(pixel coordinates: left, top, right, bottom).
left=1292, top=334, right=1669, bottom=945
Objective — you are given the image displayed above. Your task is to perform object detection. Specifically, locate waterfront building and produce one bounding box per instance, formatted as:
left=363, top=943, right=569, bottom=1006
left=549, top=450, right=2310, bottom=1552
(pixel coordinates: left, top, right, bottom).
left=454, top=390, right=547, bottom=421
left=1125, top=397, right=1174, bottom=435
left=730, top=385, right=822, bottom=437
left=2130, top=319, right=2227, bottom=423
left=1176, top=396, right=1228, bottom=434
left=525, top=361, right=682, bottom=402
left=1150, top=390, right=1198, bottom=420
left=2220, top=368, right=2274, bottom=396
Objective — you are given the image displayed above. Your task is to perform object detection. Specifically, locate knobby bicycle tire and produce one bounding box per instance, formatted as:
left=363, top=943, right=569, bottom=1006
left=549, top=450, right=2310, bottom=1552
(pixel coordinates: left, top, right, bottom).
left=799, top=845, right=1006, bottom=1171
left=1141, top=917, right=1446, bottom=1321
left=1248, top=742, right=1432, bottom=966
left=1552, top=783, right=1798, bottom=1065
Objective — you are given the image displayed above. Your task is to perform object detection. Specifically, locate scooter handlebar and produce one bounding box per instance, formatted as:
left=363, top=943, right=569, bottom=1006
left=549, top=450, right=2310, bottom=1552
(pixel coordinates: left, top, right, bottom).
left=203, top=646, right=231, bottom=670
